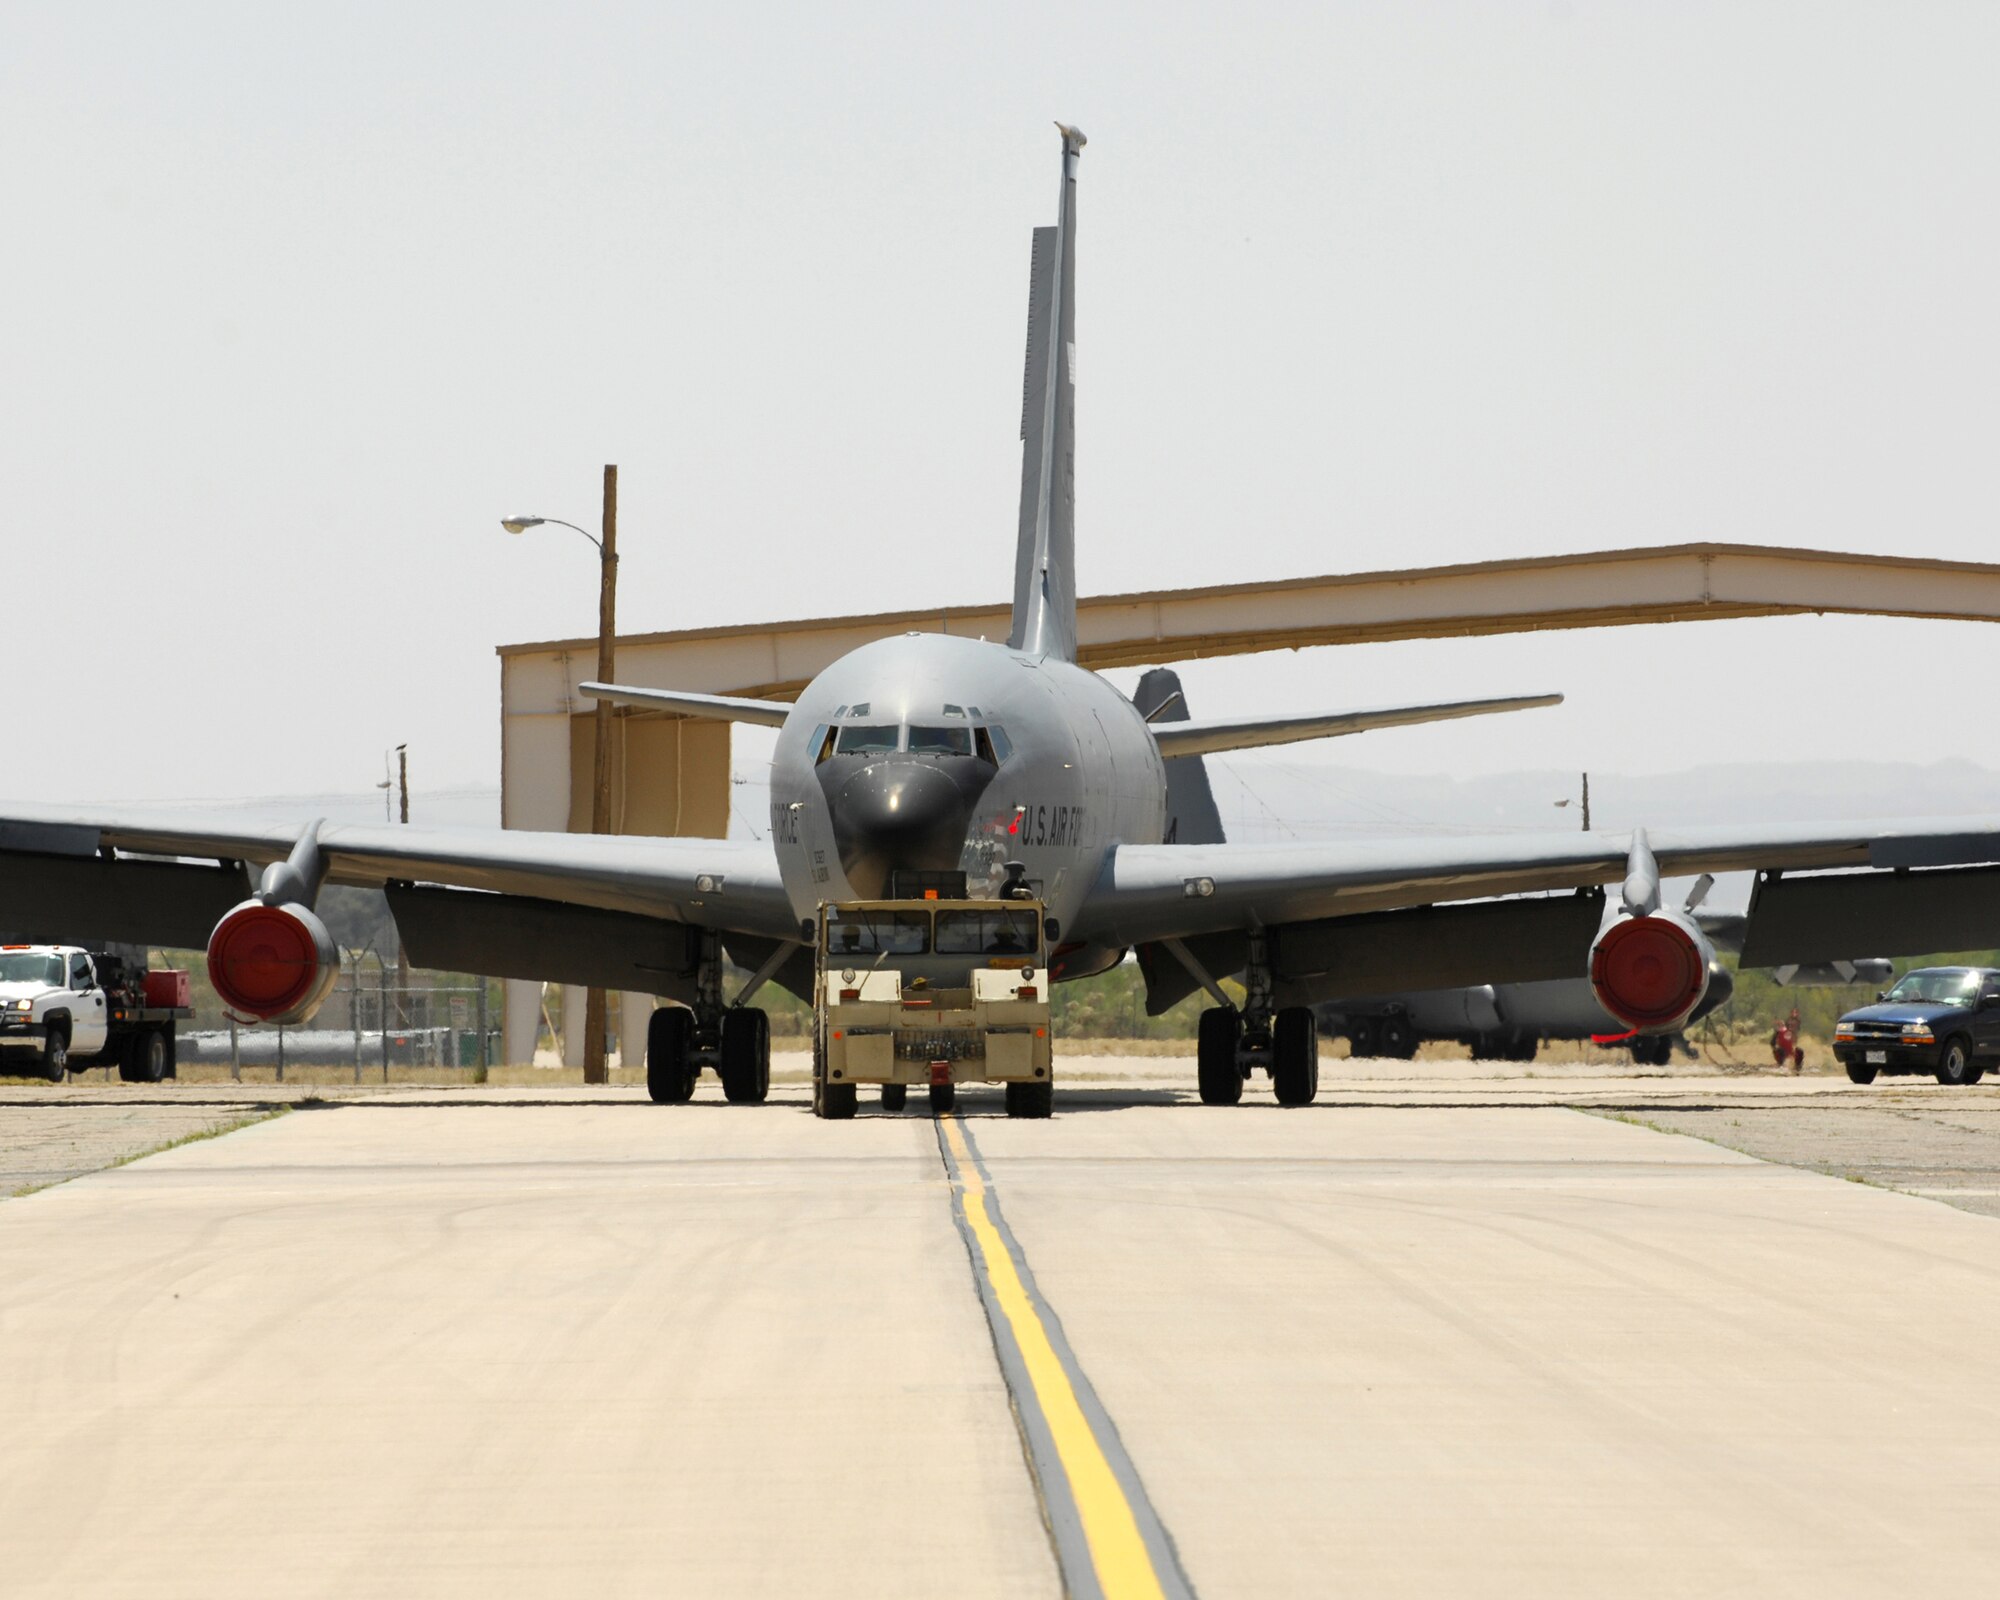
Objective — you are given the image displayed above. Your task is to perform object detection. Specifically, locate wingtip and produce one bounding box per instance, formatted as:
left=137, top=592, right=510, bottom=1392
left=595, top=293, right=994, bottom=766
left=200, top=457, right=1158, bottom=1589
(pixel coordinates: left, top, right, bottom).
left=1055, top=121, right=1087, bottom=154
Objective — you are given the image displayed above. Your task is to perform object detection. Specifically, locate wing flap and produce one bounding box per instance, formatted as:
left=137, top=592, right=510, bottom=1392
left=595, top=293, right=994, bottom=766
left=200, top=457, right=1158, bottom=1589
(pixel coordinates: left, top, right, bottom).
left=387, top=884, right=707, bottom=998
left=0, top=851, right=250, bottom=948
left=1738, top=864, right=2000, bottom=967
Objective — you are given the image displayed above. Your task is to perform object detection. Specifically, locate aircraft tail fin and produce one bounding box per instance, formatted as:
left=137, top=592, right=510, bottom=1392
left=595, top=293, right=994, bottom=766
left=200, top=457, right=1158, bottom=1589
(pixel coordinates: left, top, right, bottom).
left=1008, top=124, right=1085, bottom=661
left=1136, top=668, right=1226, bottom=846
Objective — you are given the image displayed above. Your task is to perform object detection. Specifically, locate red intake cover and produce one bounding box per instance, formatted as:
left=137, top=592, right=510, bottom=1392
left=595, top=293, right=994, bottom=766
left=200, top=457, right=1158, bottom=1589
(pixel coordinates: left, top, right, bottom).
left=1590, top=915, right=1706, bottom=1030
left=207, top=904, right=325, bottom=1021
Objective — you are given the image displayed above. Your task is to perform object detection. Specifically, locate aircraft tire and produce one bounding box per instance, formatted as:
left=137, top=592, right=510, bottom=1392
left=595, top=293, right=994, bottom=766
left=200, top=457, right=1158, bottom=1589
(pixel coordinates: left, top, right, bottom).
left=1505, top=1032, right=1539, bottom=1063
left=928, top=1082, right=956, bottom=1113
left=1845, top=1062, right=1878, bottom=1085
left=646, top=1007, right=696, bottom=1104
left=1378, top=1016, right=1417, bottom=1060
left=880, top=1084, right=908, bottom=1111
left=1197, top=1007, right=1244, bottom=1105
left=1271, top=1006, right=1319, bottom=1106
left=1347, top=1020, right=1379, bottom=1060
left=720, top=1008, right=771, bottom=1103
left=1005, top=1079, right=1054, bottom=1118
left=1629, top=1035, right=1673, bottom=1069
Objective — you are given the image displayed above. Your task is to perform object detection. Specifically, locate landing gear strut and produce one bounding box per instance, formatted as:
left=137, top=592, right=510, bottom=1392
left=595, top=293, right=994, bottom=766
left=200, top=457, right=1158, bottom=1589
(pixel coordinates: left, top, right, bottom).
left=649, top=931, right=772, bottom=1104
left=1192, top=930, right=1321, bottom=1106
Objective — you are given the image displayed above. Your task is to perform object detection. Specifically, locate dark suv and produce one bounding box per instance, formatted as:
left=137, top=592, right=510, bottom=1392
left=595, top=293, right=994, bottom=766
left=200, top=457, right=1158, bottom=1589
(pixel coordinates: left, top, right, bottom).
left=1833, top=966, right=2000, bottom=1086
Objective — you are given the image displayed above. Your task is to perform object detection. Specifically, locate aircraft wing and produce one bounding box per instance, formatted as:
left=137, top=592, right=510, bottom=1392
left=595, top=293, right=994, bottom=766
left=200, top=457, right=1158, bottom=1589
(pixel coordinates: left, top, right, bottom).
left=1150, top=693, right=1562, bottom=759
left=1078, top=815, right=2000, bottom=1010
left=0, top=805, right=799, bottom=1001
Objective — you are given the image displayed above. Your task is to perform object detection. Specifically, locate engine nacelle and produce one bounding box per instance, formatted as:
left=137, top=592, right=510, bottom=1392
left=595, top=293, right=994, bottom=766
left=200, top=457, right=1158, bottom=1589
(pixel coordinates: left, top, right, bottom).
left=206, top=899, right=340, bottom=1025
left=1589, top=908, right=1715, bottom=1033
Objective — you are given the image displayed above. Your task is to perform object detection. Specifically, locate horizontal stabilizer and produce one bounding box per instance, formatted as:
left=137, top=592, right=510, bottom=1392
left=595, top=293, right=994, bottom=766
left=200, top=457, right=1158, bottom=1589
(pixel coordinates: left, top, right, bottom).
left=1150, top=693, right=1563, bottom=759
left=579, top=682, right=792, bottom=728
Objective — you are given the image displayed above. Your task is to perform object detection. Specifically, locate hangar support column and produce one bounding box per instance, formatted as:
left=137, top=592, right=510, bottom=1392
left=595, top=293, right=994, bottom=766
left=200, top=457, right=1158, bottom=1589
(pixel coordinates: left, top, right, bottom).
left=500, top=640, right=735, bottom=1068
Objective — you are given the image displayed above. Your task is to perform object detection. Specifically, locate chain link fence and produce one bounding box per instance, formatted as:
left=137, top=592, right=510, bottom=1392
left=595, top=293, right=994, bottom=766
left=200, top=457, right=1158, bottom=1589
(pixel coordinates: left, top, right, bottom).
left=179, top=976, right=496, bottom=1082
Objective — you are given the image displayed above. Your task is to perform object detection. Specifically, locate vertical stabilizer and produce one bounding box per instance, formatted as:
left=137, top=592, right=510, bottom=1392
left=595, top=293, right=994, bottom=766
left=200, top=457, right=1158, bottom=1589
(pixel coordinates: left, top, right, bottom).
left=1009, top=124, right=1085, bottom=661
left=1136, top=668, right=1227, bottom=846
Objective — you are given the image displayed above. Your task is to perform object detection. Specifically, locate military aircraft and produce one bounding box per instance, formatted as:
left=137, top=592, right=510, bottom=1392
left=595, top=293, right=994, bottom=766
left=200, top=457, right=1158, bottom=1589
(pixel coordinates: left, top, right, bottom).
left=7, top=124, right=2000, bottom=1114
left=1317, top=909, right=1894, bottom=1067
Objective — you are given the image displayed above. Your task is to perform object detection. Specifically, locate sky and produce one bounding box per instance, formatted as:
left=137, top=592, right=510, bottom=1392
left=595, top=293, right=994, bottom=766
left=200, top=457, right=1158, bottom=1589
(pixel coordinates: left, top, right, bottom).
left=6, top=1, right=1999, bottom=812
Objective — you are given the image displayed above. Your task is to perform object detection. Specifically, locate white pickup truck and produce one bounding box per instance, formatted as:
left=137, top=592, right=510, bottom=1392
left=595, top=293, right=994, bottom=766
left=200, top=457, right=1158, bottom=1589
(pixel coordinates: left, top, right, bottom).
left=0, top=944, right=193, bottom=1082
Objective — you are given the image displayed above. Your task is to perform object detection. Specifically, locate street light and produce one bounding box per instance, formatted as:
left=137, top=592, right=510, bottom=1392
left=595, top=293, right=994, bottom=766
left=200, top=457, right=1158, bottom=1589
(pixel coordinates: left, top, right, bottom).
left=499, top=467, right=621, bottom=1086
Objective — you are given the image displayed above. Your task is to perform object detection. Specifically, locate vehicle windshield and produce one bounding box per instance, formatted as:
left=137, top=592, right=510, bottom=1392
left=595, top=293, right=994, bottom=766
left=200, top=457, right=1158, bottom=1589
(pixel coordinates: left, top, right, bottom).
left=0, top=953, right=62, bottom=986
left=836, top=724, right=901, bottom=755
left=825, top=909, right=930, bottom=956
left=934, top=908, right=1038, bottom=957
left=1884, top=969, right=1983, bottom=1006
left=908, top=725, right=972, bottom=756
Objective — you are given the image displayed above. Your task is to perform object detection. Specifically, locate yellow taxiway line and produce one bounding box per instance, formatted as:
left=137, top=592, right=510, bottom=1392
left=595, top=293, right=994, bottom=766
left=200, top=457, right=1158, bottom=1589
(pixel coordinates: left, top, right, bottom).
left=938, top=1113, right=1187, bottom=1600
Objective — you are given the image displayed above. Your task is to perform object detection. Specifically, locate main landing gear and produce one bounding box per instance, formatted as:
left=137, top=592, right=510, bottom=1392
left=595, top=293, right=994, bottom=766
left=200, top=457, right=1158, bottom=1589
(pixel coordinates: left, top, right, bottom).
left=1193, top=930, right=1320, bottom=1106
left=646, top=931, right=773, bottom=1105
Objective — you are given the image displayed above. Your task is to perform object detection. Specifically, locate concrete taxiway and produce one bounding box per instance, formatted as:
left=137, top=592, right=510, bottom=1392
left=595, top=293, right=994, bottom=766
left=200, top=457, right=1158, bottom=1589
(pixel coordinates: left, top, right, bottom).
left=4, top=1070, right=2000, bottom=1597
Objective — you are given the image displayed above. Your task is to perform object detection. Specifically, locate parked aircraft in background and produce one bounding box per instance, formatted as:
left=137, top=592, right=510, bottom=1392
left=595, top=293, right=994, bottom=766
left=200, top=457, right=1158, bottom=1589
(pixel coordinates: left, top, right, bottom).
left=1316, top=931, right=1897, bottom=1067
left=6, top=125, right=2000, bottom=1111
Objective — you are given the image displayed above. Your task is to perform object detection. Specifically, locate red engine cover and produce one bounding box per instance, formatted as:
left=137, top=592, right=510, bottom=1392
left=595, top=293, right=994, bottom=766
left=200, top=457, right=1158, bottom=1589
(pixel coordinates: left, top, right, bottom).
left=1590, top=914, right=1707, bottom=1030
left=207, top=902, right=335, bottom=1023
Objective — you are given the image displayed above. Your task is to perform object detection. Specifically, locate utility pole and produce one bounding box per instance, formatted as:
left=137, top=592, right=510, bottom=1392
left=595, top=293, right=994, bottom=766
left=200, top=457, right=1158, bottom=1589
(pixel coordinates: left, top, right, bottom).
left=395, top=743, right=410, bottom=1026
left=583, top=465, right=619, bottom=1085
left=1581, top=772, right=1591, bottom=832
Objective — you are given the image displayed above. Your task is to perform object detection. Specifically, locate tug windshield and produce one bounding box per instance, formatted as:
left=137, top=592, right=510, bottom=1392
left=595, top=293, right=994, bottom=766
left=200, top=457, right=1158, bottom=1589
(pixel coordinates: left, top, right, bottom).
left=934, top=908, right=1038, bottom=957
left=824, top=909, right=931, bottom=956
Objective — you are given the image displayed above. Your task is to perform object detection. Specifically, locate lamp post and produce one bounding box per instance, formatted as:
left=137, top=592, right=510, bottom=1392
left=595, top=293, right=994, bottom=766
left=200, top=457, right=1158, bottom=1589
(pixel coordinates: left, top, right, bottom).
left=502, top=464, right=620, bottom=1085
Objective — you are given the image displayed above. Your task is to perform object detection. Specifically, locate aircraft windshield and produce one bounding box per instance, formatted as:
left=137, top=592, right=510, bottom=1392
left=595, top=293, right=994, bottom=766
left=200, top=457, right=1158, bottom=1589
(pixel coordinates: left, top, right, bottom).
left=825, top=909, right=930, bottom=956
left=836, top=724, right=901, bottom=755
left=908, top=726, right=972, bottom=756
left=934, top=908, right=1038, bottom=957
left=0, top=953, right=62, bottom=986
left=1885, top=969, right=1982, bottom=1006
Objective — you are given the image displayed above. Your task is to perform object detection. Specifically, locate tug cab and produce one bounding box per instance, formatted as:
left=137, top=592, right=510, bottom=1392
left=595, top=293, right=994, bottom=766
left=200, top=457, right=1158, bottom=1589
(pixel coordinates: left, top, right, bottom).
left=811, top=894, right=1054, bottom=1119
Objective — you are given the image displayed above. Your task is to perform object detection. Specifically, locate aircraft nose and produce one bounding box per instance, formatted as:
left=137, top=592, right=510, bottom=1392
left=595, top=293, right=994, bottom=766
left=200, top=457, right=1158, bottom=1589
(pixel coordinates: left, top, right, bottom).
left=830, top=759, right=974, bottom=898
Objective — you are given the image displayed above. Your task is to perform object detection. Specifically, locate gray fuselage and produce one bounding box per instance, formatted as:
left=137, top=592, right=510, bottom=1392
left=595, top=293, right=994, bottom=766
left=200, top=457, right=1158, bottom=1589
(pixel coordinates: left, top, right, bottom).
left=767, top=634, right=1166, bottom=950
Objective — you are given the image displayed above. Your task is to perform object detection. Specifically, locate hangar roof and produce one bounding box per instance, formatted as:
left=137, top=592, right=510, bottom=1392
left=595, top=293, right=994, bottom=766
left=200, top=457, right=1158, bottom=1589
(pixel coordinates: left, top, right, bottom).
left=498, top=541, right=2000, bottom=701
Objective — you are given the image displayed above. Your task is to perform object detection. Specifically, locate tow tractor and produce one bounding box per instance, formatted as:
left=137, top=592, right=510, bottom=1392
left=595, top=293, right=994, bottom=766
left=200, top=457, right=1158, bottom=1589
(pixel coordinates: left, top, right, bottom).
left=0, top=944, right=194, bottom=1082
left=812, top=894, right=1055, bottom=1118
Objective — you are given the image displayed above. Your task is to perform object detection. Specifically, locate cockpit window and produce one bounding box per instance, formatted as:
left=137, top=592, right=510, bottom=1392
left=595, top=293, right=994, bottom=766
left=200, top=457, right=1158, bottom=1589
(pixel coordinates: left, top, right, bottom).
left=986, top=724, right=1013, bottom=764
left=908, top=725, right=972, bottom=756
left=935, top=908, right=1039, bottom=956
left=943, top=704, right=965, bottom=718
left=826, top=908, right=930, bottom=954
left=836, top=724, right=901, bottom=755
left=811, top=725, right=836, bottom=764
